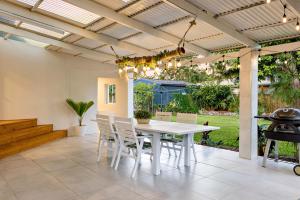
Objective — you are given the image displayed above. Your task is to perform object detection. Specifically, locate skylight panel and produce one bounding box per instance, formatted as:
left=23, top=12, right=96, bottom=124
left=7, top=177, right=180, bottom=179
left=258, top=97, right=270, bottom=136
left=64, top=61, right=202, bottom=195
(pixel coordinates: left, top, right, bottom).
left=16, top=0, right=38, bottom=6
left=20, top=23, right=69, bottom=39
left=21, top=37, right=49, bottom=48
left=0, top=16, right=20, bottom=26
left=38, top=0, right=101, bottom=25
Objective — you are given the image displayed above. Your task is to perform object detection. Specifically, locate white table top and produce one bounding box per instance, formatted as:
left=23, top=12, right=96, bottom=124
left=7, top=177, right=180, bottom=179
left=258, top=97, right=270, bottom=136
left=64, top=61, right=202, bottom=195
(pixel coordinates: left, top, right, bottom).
left=135, top=120, right=220, bottom=135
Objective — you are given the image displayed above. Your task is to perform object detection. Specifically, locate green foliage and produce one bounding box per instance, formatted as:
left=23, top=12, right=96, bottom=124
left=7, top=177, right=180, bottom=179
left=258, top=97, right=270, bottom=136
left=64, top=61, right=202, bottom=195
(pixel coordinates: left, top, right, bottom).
left=66, top=99, right=94, bottom=126
left=158, top=64, right=212, bottom=84
left=134, top=83, right=154, bottom=112
left=164, top=93, right=198, bottom=114
left=190, top=85, right=235, bottom=111
left=134, top=110, right=152, bottom=119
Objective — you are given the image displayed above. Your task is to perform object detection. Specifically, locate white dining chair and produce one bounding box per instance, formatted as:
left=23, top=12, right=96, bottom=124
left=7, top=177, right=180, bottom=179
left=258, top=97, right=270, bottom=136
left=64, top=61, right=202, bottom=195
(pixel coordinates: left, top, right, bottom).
left=96, top=114, right=118, bottom=167
left=155, top=112, right=177, bottom=157
left=113, top=117, right=152, bottom=178
left=175, top=113, right=198, bottom=167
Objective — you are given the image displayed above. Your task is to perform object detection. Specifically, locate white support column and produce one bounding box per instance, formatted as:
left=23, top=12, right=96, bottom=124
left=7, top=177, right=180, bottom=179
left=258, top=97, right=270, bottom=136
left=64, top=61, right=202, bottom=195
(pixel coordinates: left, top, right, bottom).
left=127, top=73, right=134, bottom=118
left=239, top=48, right=258, bottom=159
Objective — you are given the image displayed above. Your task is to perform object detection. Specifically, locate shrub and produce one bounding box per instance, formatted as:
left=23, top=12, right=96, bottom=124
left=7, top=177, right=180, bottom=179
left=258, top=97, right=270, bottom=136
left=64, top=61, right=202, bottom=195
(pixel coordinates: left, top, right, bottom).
left=164, top=93, right=198, bottom=114
left=191, top=85, right=235, bottom=111
left=134, top=83, right=154, bottom=112
left=134, top=110, right=152, bottom=119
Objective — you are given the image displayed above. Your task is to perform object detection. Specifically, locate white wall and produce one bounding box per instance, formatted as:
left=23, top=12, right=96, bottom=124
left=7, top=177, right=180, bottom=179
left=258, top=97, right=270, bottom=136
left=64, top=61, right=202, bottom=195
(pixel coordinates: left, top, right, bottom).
left=0, top=39, right=126, bottom=134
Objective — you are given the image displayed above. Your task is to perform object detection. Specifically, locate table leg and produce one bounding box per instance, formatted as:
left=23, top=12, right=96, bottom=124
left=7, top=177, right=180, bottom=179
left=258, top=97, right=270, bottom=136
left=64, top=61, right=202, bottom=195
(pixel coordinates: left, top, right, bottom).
left=184, top=134, right=191, bottom=166
left=152, top=133, right=161, bottom=175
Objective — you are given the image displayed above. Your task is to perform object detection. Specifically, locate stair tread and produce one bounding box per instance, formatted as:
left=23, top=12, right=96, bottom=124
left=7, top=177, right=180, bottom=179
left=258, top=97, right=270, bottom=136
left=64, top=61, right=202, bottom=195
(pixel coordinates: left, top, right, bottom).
left=0, top=130, right=67, bottom=158
left=0, top=119, right=38, bottom=134
left=0, top=125, right=53, bottom=145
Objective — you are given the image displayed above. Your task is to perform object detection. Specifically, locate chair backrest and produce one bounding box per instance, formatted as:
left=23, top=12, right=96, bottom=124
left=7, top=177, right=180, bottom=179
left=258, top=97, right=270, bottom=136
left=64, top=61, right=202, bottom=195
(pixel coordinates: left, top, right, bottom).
left=114, top=117, right=136, bottom=144
left=155, top=112, right=172, bottom=122
left=96, top=114, right=114, bottom=139
left=176, top=113, right=198, bottom=124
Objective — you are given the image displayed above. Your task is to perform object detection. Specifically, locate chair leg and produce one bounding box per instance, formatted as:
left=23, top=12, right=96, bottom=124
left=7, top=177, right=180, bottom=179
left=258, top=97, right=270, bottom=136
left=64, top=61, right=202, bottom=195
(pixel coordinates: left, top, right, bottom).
left=114, top=146, right=123, bottom=170
left=110, top=143, right=119, bottom=168
left=172, top=143, right=177, bottom=157
left=177, top=144, right=183, bottom=168
left=166, top=142, right=171, bottom=157
left=192, top=142, right=197, bottom=162
left=97, top=140, right=103, bottom=162
left=131, top=150, right=141, bottom=178
left=262, top=139, right=272, bottom=167
left=274, top=140, right=279, bottom=162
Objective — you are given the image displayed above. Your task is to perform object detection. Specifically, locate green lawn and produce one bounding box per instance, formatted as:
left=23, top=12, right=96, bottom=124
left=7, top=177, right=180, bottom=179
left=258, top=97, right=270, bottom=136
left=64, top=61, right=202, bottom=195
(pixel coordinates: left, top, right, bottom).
left=171, top=114, right=297, bottom=157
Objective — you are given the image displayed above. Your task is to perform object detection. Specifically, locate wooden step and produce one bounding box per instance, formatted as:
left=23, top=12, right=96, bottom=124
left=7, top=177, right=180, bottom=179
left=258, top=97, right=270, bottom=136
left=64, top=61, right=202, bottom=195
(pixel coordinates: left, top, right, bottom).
left=0, top=125, right=53, bottom=145
left=0, top=130, right=67, bottom=159
left=0, top=119, right=37, bottom=135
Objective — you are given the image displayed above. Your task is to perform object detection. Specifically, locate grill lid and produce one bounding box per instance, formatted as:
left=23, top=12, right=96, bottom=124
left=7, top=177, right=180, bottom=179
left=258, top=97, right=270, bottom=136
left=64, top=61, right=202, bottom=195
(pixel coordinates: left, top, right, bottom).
left=270, top=108, right=300, bottom=120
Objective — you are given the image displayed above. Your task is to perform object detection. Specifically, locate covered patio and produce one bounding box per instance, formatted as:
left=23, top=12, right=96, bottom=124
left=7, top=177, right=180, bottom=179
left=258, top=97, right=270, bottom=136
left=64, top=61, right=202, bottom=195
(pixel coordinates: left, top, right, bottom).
left=0, top=0, right=300, bottom=199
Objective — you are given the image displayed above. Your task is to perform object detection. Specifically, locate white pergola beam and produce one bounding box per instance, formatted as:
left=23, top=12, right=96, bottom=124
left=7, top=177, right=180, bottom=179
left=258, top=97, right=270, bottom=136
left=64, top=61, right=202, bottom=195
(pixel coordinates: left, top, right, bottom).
left=190, top=41, right=300, bottom=65
left=64, top=0, right=209, bottom=56
left=0, top=23, right=116, bottom=62
left=164, top=0, right=258, bottom=47
left=0, top=1, right=151, bottom=55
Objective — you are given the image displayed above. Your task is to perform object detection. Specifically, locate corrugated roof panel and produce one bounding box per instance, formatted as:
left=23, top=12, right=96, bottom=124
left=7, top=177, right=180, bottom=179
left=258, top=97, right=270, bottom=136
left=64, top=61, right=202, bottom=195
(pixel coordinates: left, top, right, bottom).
left=123, top=32, right=172, bottom=49
left=192, top=34, right=242, bottom=51
left=221, top=1, right=293, bottom=31
left=244, top=22, right=300, bottom=42
left=95, top=45, right=133, bottom=56
left=93, top=0, right=130, bottom=10
left=159, top=17, right=222, bottom=41
left=63, top=34, right=82, bottom=43
left=74, top=38, right=105, bottom=49
left=120, top=0, right=161, bottom=16
left=88, top=19, right=114, bottom=32
left=100, top=23, right=139, bottom=39
left=38, top=0, right=101, bottom=25
left=187, top=0, right=261, bottom=15
left=133, top=2, right=189, bottom=27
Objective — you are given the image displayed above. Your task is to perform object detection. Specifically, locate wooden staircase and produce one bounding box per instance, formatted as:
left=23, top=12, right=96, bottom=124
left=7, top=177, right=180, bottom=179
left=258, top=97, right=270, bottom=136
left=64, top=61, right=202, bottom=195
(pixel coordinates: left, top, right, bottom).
left=0, top=119, right=67, bottom=159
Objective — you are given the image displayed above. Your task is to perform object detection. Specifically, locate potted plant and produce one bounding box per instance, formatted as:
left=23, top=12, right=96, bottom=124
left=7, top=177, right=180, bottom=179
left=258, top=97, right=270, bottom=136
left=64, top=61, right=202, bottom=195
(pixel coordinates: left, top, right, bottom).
left=66, top=98, right=94, bottom=136
left=134, top=110, right=151, bottom=124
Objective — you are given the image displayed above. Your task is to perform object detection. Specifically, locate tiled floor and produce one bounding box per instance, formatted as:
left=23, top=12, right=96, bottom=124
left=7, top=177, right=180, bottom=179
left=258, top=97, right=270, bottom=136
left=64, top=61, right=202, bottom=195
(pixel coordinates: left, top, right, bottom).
left=0, top=134, right=300, bottom=200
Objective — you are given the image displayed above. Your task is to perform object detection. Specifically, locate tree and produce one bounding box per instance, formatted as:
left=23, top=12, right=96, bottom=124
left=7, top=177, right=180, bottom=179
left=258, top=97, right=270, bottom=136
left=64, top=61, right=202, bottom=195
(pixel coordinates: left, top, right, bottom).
left=134, top=83, right=154, bottom=112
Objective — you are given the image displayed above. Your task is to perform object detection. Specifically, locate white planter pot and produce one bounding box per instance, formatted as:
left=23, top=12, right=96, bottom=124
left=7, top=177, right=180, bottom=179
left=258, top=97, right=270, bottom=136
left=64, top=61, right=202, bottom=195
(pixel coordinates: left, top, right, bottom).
left=68, top=125, right=86, bottom=137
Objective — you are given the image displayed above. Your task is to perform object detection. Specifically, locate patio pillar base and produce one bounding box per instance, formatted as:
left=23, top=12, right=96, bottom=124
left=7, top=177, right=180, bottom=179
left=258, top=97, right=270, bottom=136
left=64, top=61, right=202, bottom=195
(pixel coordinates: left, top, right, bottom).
left=239, top=48, right=259, bottom=160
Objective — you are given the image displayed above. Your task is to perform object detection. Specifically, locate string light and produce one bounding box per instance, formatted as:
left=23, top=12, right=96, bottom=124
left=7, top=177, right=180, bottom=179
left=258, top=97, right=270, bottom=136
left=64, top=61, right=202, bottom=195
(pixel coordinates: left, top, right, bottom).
left=176, top=61, right=182, bottom=67
left=118, top=68, right=123, bottom=73
left=258, top=49, right=262, bottom=61
left=133, top=68, right=138, bottom=73
left=237, top=57, right=241, bottom=68
left=146, top=67, right=150, bottom=71
left=143, top=66, right=147, bottom=71
left=266, top=0, right=271, bottom=3
left=296, top=18, right=300, bottom=31
left=284, top=51, right=288, bottom=64
left=282, top=5, right=287, bottom=23
left=167, top=61, right=173, bottom=67
left=222, top=55, right=225, bottom=66
left=157, top=60, right=162, bottom=65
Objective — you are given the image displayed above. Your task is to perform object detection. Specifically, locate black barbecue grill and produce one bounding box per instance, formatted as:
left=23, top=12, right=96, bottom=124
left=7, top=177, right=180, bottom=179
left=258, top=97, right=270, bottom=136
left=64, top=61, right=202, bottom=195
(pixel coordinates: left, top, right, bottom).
left=255, top=108, right=300, bottom=176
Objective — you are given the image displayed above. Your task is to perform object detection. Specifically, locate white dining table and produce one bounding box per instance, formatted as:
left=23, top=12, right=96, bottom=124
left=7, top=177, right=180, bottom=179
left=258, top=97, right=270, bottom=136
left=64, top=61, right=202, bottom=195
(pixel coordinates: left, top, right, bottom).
left=135, top=120, right=220, bottom=175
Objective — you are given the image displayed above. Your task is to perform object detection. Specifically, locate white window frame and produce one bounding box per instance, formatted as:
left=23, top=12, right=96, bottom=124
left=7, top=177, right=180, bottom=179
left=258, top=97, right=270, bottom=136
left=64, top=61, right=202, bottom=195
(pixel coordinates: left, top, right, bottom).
left=105, top=84, right=116, bottom=104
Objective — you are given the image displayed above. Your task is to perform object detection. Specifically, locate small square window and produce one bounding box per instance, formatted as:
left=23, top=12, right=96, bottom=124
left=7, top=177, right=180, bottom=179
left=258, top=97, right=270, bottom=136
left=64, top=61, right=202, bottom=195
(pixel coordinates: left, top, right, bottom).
left=106, top=84, right=116, bottom=104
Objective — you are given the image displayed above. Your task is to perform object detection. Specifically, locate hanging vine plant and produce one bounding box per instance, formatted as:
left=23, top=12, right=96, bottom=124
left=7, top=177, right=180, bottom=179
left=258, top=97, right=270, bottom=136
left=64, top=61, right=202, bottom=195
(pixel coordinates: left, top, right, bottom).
left=113, top=19, right=197, bottom=72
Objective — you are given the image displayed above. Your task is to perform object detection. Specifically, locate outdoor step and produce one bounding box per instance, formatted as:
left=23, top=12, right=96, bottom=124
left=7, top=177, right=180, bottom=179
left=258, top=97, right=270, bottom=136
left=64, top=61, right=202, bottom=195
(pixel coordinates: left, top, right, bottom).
left=0, top=125, right=53, bottom=145
left=0, top=130, right=67, bottom=159
left=0, top=119, right=37, bottom=135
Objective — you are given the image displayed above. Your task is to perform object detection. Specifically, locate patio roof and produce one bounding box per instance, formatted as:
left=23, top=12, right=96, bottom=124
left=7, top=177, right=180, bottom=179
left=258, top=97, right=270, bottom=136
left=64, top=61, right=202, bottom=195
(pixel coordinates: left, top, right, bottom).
left=0, top=0, right=299, bottom=64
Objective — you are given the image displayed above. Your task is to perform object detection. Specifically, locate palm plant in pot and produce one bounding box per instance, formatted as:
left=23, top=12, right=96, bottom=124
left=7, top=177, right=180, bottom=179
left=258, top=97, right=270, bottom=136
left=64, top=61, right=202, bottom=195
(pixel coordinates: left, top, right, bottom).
left=134, top=110, right=151, bottom=124
left=66, top=98, right=94, bottom=136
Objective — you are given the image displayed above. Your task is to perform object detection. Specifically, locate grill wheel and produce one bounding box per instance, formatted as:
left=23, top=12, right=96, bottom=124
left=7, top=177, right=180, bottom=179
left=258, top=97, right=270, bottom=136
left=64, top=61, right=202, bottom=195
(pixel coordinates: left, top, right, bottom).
left=293, top=165, right=300, bottom=176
